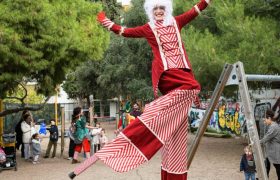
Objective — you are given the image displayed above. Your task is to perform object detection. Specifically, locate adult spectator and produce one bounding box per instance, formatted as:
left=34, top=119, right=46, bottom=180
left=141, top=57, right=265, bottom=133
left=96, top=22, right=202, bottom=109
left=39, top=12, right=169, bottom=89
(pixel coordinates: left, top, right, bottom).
left=130, top=103, right=142, bottom=118
left=21, top=113, right=32, bottom=160
left=71, top=107, right=95, bottom=164
left=260, top=109, right=280, bottom=179
left=67, top=122, right=76, bottom=160
left=15, top=110, right=29, bottom=158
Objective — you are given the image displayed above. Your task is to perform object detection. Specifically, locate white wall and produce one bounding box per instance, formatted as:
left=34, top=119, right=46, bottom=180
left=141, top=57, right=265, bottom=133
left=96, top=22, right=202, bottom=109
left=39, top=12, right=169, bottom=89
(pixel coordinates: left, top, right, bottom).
left=110, top=102, right=117, bottom=118
left=47, top=85, right=76, bottom=104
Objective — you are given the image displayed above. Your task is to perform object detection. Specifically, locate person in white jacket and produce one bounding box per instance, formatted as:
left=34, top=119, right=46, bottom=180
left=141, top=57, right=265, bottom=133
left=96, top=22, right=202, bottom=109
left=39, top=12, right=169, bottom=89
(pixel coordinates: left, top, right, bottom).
left=91, top=122, right=102, bottom=154
left=21, top=114, right=32, bottom=160
left=99, top=129, right=108, bottom=149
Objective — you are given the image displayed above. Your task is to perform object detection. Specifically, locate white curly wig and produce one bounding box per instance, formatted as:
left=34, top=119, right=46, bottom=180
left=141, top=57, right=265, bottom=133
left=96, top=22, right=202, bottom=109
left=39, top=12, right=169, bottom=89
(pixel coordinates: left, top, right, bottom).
left=144, top=0, right=174, bottom=28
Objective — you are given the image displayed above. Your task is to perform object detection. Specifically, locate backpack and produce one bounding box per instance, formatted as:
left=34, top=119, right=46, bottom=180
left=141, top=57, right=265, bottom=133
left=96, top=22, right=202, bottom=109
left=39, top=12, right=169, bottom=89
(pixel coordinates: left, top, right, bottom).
left=50, top=131, right=58, bottom=141
left=74, top=138, right=83, bottom=145
left=70, top=123, right=76, bottom=137
left=49, top=125, right=59, bottom=141
left=71, top=123, right=82, bottom=144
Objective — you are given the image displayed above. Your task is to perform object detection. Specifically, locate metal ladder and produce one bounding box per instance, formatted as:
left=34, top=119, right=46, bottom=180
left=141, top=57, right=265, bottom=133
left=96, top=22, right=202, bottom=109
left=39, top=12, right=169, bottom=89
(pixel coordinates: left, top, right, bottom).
left=188, top=61, right=280, bottom=179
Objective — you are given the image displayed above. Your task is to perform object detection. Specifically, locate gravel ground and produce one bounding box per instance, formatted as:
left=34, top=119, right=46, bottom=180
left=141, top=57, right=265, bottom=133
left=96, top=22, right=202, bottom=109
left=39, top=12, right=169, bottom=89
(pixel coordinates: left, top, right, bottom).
left=1, top=121, right=277, bottom=180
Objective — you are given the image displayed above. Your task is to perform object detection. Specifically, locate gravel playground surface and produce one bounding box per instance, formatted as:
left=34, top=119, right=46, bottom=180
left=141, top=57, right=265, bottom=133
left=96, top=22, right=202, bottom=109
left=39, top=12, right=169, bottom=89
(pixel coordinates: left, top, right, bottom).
left=1, top=121, right=277, bottom=180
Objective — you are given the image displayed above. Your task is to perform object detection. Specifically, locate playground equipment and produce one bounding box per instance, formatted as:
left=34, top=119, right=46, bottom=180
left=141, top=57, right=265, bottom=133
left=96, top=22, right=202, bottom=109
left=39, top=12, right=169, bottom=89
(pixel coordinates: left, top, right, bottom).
left=187, top=61, right=280, bottom=180
left=0, top=100, right=17, bottom=172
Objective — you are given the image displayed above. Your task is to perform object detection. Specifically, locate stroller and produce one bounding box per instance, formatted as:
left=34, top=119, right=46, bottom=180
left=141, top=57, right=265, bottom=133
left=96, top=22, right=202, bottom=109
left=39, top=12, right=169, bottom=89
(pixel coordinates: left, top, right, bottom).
left=0, top=133, right=17, bottom=172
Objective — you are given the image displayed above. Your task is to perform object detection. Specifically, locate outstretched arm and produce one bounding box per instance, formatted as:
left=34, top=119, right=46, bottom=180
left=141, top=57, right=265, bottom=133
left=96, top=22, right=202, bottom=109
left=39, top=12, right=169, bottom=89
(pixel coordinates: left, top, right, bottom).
left=175, top=0, right=211, bottom=28
left=97, top=12, right=146, bottom=38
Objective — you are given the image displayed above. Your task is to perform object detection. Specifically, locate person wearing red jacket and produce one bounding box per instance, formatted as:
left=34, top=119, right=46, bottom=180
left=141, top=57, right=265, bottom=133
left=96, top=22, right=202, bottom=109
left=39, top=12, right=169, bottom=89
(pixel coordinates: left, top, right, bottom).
left=70, top=0, right=210, bottom=179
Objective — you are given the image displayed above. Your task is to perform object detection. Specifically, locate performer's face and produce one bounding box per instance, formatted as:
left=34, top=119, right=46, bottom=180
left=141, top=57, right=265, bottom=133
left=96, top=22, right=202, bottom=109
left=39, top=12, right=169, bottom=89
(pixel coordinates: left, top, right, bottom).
left=153, top=5, right=165, bottom=21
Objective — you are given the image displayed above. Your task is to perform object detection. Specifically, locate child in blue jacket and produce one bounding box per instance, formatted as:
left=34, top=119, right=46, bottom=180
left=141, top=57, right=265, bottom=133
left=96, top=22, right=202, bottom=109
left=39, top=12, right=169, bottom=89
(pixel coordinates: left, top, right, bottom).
left=240, top=145, right=256, bottom=180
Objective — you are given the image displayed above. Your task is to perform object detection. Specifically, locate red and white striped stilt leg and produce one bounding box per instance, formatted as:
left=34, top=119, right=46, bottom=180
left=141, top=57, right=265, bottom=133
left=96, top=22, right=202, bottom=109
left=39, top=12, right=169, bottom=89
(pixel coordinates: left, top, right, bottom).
left=161, top=115, right=189, bottom=180
left=73, top=154, right=99, bottom=175
left=70, top=90, right=198, bottom=179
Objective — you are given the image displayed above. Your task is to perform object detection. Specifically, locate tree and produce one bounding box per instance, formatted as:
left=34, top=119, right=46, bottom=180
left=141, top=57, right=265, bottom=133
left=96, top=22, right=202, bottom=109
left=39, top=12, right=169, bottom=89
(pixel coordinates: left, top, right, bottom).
left=4, top=83, right=45, bottom=104
left=0, top=0, right=109, bottom=116
left=245, top=0, right=280, bottom=20
left=62, top=60, right=102, bottom=106
left=62, top=0, right=125, bottom=104
left=64, top=0, right=154, bottom=102
left=96, top=0, right=154, bottom=101
left=91, top=0, right=122, bottom=21
left=173, top=0, right=280, bottom=93
left=64, top=0, right=279, bottom=103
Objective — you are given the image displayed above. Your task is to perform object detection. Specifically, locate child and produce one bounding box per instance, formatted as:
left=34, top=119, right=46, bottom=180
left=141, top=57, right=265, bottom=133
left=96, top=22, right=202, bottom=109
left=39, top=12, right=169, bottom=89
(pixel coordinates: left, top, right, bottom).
left=31, top=133, right=41, bottom=164
left=91, top=122, right=102, bottom=153
left=44, top=119, right=59, bottom=158
left=99, top=129, right=108, bottom=149
left=240, top=145, right=256, bottom=180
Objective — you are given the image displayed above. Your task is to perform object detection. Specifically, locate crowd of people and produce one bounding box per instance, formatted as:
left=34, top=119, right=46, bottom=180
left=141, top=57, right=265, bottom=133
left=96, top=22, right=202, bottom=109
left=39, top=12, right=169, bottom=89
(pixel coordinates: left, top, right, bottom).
left=115, top=103, right=142, bottom=135
left=15, top=110, right=41, bottom=164
left=15, top=110, right=59, bottom=164
left=14, top=108, right=110, bottom=165
left=67, top=107, right=109, bottom=164
left=14, top=102, right=280, bottom=179
left=67, top=104, right=142, bottom=163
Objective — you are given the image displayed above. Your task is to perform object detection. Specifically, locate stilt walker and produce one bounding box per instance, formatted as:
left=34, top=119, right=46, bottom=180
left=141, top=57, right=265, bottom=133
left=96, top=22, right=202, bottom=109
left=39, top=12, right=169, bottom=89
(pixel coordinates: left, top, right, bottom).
left=69, top=0, right=211, bottom=179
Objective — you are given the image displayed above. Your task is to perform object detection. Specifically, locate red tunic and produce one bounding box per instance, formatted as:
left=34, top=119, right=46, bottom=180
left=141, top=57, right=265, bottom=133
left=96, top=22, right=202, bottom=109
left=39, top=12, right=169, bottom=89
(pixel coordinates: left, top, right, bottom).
left=108, top=0, right=209, bottom=96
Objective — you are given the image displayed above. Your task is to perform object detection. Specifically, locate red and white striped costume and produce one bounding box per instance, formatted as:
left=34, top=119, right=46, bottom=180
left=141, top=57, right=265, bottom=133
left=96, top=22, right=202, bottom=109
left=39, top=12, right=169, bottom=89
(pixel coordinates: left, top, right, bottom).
left=72, top=0, right=210, bottom=179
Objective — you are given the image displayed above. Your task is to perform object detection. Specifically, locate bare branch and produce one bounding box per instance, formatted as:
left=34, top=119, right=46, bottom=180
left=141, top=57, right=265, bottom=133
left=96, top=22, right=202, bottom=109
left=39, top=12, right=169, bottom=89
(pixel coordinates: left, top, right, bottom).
left=5, top=81, right=28, bottom=105
left=18, top=81, right=28, bottom=102
left=0, top=96, right=51, bottom=117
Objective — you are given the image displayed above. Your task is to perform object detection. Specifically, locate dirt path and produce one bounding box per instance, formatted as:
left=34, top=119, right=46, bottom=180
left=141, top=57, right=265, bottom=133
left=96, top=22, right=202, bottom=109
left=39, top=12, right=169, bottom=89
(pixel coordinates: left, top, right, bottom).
left=1, top=121, right=277, bottom=180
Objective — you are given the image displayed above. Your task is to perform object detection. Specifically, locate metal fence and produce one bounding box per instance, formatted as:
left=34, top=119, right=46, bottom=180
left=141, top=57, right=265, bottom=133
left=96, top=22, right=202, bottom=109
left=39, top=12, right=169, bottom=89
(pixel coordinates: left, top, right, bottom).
left=3, top=103, right=60, bottom=134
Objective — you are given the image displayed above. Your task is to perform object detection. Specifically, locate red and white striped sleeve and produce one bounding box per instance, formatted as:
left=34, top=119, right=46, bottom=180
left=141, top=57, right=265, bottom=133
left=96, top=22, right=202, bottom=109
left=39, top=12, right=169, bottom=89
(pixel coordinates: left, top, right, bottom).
left=97, top=12, right=146, bottom=38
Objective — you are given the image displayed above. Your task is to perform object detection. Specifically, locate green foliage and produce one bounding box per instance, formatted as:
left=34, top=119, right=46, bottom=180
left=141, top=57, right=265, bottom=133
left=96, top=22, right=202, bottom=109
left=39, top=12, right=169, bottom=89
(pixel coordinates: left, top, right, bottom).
left=0, top=0, right=109, bottom=98
left=124, top=0, right=147, bottom=26
left=64, top=0, right=279, bottom=102
left=97, top=34, right=153, bottom=101
left=176, top=0, right=280, bottom=92
left=182, top=27, right=222, bottom=91
left=245, top=0, right=280, bottom=20
left=96, top=0, right=153, bottom=101
left=64, top=0, right=154, bottom=101
left=174, top=0, right=218, bottom=33
left=4, top=84, right=45, bottom=104
left=90, top=0, right=122, bottom=21
left=62, top=60, right=101, bottom=101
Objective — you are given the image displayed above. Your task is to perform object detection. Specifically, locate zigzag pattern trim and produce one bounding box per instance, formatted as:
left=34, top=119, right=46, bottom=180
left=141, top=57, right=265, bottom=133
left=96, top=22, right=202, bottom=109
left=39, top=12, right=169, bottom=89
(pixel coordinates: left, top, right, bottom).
left=96, top=134, right=146, bottom=172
